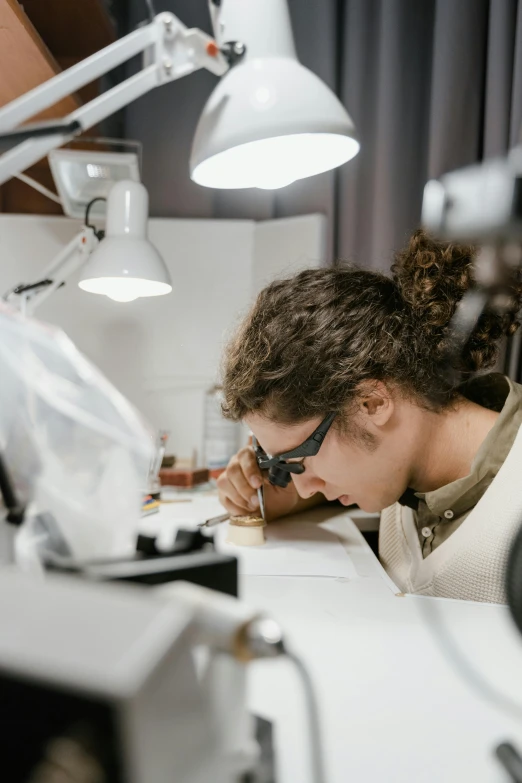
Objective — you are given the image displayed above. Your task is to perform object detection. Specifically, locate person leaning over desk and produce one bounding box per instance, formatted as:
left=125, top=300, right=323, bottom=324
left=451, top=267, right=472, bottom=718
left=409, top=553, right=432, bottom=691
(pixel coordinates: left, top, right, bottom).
left=217, top=230, right=522, bottom=604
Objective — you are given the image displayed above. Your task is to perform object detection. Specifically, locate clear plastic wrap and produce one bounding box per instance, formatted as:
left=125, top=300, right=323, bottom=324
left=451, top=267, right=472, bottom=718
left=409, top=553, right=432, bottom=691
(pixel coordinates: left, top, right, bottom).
left=0, top=304, right=154, bottom=568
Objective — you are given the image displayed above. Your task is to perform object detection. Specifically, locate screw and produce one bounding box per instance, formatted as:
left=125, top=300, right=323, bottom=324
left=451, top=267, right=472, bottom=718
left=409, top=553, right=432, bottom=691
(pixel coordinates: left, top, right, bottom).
left=164, top=58, right=173, bottom=73
left=233, top=42, right=245, bottom=55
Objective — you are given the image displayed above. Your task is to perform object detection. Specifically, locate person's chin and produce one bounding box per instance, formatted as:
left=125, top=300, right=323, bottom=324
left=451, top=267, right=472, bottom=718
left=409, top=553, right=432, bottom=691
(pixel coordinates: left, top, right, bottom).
left=338, top=494, right=386, bottom=513
left=355, top=499, right=385, bottom=513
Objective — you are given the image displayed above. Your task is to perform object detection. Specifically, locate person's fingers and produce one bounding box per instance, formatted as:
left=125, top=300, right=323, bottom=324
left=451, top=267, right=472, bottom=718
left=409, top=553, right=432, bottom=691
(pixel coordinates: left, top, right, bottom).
left=227, top=455, right=261, bottom=507
left=217, top=480, right=251, bottom=516
left=217, top=466, right=258, bottom=513
left=225, top=478, right=258, bottom=513
left=238, top=447, right=263, bottom=489
left=220, top=497, right=251, bottom=518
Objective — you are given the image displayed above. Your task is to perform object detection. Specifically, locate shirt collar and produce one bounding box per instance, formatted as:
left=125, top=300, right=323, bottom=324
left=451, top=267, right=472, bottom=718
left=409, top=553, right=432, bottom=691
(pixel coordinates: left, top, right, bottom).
left=398, top=487, right=420, bottom=510
left=405, top=374, right=522, bottom=519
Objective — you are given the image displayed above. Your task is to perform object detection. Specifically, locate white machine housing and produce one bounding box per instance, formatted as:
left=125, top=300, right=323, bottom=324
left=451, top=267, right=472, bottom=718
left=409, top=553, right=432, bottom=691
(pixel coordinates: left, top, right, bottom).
left=0, top=570, right=260, bottom=783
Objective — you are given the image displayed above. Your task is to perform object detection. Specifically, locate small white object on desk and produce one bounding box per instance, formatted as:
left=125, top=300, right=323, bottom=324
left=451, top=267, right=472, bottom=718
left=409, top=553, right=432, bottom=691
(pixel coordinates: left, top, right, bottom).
left=226, top=516, right=266, bottom=547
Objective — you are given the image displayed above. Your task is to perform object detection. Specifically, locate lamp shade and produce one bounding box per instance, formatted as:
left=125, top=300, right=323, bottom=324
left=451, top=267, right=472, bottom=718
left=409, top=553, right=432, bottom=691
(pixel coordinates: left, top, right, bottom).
left=79, top=181, right=172, bottom=302
left=190, top=0, right=359, bottom=190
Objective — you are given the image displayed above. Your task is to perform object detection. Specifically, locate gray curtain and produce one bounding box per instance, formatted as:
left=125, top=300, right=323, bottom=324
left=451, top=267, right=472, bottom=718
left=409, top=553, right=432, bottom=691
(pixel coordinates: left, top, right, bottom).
left=123, top=0, right=522, bottom=270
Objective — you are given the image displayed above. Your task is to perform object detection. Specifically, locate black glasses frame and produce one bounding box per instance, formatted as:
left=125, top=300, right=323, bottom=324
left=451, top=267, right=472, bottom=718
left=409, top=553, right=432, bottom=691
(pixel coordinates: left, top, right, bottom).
left=253, top=412, right=336, bottom=487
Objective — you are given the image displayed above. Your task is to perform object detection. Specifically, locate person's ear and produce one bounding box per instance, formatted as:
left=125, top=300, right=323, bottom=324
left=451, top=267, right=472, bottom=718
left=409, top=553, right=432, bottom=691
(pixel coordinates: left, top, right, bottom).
left=357, top=381, right=394, bottom=427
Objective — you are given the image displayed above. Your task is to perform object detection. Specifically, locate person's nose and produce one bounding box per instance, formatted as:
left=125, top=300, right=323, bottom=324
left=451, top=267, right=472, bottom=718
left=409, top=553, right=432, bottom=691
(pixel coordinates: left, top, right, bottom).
left=292, top=469, right=325, bottom=499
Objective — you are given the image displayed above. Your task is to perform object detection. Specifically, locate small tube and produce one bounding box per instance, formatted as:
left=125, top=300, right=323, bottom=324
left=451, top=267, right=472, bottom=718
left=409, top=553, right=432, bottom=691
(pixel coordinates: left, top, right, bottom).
left=157, top=581, right=285, bottom=661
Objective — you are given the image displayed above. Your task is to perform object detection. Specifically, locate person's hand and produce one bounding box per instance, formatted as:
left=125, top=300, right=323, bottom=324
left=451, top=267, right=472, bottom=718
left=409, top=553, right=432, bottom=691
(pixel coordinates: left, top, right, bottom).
left=217, top=445, right=300, bottom=521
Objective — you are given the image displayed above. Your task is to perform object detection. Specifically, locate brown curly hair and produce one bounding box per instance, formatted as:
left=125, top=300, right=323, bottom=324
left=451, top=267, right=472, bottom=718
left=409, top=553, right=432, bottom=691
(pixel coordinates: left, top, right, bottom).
left=221, top=230, right=522, bottom=426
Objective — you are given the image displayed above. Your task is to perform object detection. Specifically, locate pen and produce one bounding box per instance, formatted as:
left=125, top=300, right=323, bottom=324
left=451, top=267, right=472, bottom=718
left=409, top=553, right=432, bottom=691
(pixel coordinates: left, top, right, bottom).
left=198, top=512, right=230, bottom=528
left=251, top=433, right=267, bottom=521
left=257, top=484, right=266, bottom=521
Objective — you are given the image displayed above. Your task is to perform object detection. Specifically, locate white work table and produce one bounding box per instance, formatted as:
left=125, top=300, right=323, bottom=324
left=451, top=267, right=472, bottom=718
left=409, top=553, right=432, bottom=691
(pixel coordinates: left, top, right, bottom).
left=146, top=491, right=522, bottom=783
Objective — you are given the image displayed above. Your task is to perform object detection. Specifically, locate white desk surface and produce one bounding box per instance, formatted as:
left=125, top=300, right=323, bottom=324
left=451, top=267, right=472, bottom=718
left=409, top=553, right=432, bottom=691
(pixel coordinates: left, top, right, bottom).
left=147, top=490, right=522, bottom=783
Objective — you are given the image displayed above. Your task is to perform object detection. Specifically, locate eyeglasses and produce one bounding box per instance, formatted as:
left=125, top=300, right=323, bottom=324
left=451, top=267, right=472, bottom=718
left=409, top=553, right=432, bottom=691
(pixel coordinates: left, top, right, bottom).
left=252, top=412, right=336, bottom=488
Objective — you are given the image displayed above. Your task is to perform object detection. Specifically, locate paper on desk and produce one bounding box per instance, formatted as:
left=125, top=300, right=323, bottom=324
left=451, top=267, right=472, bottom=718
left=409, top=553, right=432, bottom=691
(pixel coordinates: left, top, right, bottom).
left=145, top=493, right=358, bottom=579
left=216, top=513, right=358, bottom=579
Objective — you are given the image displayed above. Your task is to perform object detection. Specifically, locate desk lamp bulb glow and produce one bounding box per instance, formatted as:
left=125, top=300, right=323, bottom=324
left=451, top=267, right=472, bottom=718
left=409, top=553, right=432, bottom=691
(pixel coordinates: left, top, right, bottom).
left=78, top=181, right=172, bottom=302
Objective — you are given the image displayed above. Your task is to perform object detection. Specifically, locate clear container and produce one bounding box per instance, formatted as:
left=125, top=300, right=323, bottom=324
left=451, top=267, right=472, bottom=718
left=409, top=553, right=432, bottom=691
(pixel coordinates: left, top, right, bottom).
left=0, top=304, right=154, bottom=565
left=203, top=385, right=241, bottom=470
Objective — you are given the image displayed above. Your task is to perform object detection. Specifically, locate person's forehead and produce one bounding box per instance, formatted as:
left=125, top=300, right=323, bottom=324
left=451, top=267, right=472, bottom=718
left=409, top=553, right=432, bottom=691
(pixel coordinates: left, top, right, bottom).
left=245, top=413, right=323, bottom=454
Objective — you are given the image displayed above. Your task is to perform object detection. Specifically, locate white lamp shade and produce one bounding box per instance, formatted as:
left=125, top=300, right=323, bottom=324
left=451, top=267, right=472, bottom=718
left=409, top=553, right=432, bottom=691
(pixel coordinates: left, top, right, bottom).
left=190, top=57, right=359, bottom=190
left=79, top=181, right=172, bottom=302
left=79, top=237, right=172, bottom=302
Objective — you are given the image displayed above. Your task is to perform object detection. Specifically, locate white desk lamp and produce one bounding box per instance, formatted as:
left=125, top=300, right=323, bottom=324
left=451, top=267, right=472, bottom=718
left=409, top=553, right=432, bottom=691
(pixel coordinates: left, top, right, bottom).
left=5, top=179, right=172, bottom=314
left=192, top=0, right=360, bottom=189
left=0, top=0, right=359, bottom=192
left=79, top=180, right=172, bottom=303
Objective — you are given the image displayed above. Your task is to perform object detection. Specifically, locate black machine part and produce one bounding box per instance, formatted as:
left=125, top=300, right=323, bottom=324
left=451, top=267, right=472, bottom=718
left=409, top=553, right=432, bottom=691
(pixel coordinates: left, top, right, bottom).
left=46, top=528, right=238, bottom=597
left=495, top=742, right=522, bottom=783
left=253, top=413, right=336, bottom=488
left=506, top=524, right=522, bottom=636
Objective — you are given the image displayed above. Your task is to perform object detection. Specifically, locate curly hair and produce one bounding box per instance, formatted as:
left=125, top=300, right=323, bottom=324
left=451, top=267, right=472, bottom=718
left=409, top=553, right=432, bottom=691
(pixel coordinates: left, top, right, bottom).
left=221, top=230, right=522, bottom=426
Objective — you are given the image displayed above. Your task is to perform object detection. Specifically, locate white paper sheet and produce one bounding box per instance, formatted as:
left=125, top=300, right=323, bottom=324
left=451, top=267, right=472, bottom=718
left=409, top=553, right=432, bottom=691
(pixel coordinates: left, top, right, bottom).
left=142, top=492, right=358, bottom=579
left=215, top=518, right=358, bottom=578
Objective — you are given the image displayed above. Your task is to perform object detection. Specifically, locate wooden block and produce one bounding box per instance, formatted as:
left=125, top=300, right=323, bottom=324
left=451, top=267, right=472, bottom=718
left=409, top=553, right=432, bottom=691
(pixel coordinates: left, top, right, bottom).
left=159, top=467, right=210, bottom=488
left=22, top=0, right=116, bottom=60
left=0, top=0, right=81, bottom=119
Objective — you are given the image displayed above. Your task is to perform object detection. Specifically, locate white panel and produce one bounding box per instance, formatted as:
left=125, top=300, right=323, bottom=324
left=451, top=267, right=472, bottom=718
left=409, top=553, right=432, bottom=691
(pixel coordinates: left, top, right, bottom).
left=116, top=218, right=255, bottom=460
left=0, top=212, right=327, bottom=460
left=252, top=213, right=327, bottom=296
left=0, top=215, right=100, bottom=358
left=0, top=215, right=255, bottom=460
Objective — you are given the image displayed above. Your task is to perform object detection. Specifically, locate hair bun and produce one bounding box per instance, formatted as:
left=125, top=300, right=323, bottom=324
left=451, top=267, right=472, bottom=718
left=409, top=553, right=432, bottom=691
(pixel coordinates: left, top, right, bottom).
left=392, top=229, right=522, bottom=372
